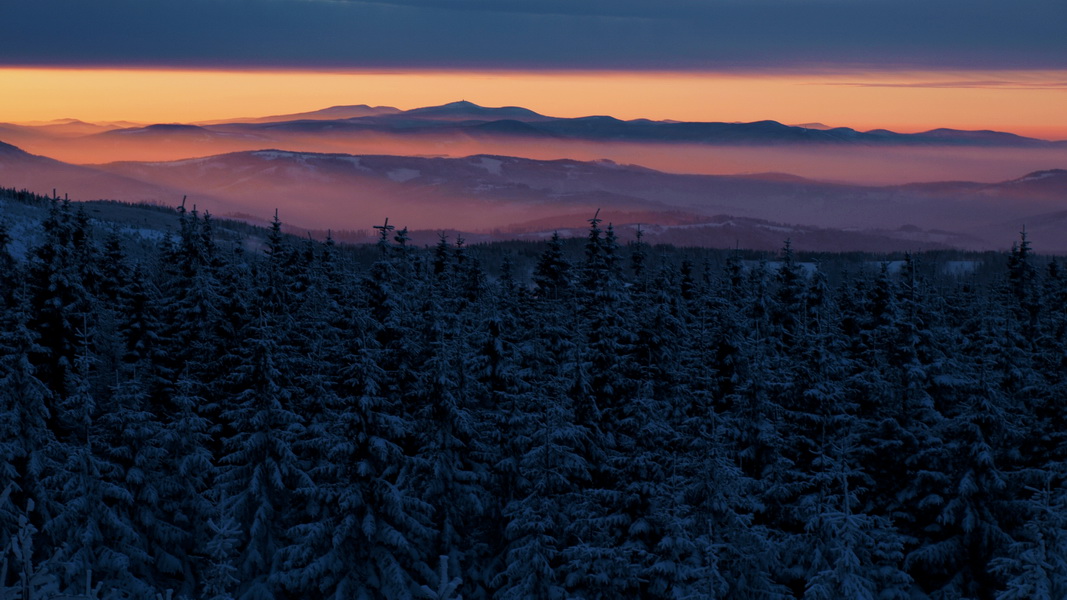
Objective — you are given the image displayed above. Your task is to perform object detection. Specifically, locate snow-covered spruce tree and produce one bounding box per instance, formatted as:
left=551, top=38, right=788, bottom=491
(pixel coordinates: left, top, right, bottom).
left=800, top=434, right=913, bottom=600
left=494, top=366, right=592, bottom=600
left=215, top=309, right=310, bottom=600
left=0, top=217, right=20, bottom=310
left=24, top=199, right=96, bottom=399
left=1030, top=258, right=1067, bottom=466
left=156, top=205, right=227, bottom=405
left=532, top=231, right=571, bottom=301
left=618, top=262, right=718, bottom=600
left=88, top=232, right=203, bottom=598
left=45, top=349, right=157, bottom=598
left=767, top=240, right=806, bottom=352
left=728, top=267, right=788, bottom=470
left=481, top=271, right=568, bottom=599
left=277, top=236, right=428, bottom=600
left=213, top=214, right=315, bottom=600
left=990, top=467, right=1067, bottom=600
left=627, top=225, right=648, bottom=286
left=116, top=263, right=168, bottom=392
left=91, top=228, right=130, bottom=388
left=281, top=323, right=425, bottom=599
left=903, top=312, right=1019, bottom=598
left=4, top=498, right=63, bottom=600
left=406, top=263, right=494, bottom=598
left=202, top=503, right=242, bottom=600
left=203, top=239, right=254, bottom=435
left=154, top=372, right=214, bottom=596
left=1007, top=229, right=1040, bottom=335
left=0, top=286, right=61, bottom=595
left=556, top=216, right=653, bottom=600
left=456, top=262, right=534, bottom=596
left=668, top=265, right=790, bottom=600
left=96, top=373, right=179, bottom=594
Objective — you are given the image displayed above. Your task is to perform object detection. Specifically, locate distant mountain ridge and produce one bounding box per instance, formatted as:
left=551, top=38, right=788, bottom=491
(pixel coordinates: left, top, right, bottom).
left=5, top=101, right=1064, bottom=156
left=79, top=101, right=1067, bottom=148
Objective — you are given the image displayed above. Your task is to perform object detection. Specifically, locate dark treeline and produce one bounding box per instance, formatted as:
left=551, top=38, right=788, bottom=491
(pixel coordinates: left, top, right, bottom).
left=1, top=199, right=1066, bottom=600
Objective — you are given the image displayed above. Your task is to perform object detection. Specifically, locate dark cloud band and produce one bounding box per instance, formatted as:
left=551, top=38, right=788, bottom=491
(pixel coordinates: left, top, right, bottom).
left=2, top=0, right=1065, bottom=70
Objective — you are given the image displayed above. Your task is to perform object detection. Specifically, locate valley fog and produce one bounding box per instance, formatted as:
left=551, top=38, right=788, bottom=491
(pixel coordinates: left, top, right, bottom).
left=8, top=127, right=1067, bottom=185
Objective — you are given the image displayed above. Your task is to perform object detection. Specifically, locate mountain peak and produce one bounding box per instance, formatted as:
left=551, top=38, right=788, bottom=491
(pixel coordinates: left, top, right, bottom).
left=301, top=104, right=401, bottom=117
left=442, top=100, right=481, bottom=109
left=404, top=101, right=545, bottom=120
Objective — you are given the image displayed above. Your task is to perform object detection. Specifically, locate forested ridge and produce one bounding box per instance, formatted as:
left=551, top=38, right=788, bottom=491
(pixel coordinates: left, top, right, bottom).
left=1, top=195, right=1066, bottom=600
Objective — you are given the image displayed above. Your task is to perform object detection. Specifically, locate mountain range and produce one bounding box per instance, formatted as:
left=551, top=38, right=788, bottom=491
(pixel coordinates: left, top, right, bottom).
left=191, top=101, right=1067, bottom=147
left=3, top=101, right=1066, bottom=181
left=2, top=132, right=1065, bottom=252
left=74, top=101, right=1067, bottom=157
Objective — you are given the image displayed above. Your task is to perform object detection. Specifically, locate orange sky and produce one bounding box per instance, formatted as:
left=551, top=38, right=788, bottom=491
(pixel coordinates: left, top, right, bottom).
left=2, top=67, right=1067, bottom=140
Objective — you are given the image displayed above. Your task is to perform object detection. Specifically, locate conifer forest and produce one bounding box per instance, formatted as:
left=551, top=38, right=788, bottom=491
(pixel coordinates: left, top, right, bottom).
left=2, top=194, right=1067, bottom=600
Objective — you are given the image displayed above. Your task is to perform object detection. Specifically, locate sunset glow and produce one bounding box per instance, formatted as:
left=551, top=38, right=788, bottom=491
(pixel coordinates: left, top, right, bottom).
left=3, top=67, right=1067, bottom=140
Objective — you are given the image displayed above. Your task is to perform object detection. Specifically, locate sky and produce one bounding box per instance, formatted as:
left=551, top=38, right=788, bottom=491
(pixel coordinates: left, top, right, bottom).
left=2, top=0, right=1067, bottom=137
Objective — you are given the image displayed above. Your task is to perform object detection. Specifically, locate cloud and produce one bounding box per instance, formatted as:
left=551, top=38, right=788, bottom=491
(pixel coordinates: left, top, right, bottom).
left=1, top=0, right=1065, bottom=71
left=819, top=80, right=1067, bottom=90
